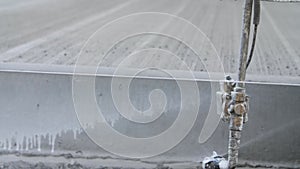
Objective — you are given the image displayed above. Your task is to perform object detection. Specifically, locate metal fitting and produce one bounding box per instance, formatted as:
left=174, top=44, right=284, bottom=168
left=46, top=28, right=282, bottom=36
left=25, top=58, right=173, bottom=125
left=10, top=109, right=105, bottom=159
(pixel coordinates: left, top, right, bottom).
left=232, top=87, right=246, bottom=102
left=234, top=103, right=246, bottom=116
left=219, top=75, right=236, bottom=122
left=218, top=76, right=249, bottom=121
left=217, top=76, right=250, bottom=169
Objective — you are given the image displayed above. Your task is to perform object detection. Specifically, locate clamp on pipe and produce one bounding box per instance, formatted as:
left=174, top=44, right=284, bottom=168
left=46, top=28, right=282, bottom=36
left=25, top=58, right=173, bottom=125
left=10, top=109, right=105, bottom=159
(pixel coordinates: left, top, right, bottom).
left=220, top=75, right=249, bottom=168
left=202, top=75, right=250, bottom=169
left=226, top=79, right=249, bottom=168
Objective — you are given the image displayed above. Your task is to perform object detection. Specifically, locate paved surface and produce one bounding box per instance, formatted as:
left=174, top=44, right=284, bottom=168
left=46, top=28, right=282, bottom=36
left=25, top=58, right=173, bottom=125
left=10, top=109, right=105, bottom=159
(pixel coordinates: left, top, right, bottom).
left=0, top=0, right=299, bottom=77
left=0, top=154, right=279, bottom=169
left=0, top=161, right=276, bottom=169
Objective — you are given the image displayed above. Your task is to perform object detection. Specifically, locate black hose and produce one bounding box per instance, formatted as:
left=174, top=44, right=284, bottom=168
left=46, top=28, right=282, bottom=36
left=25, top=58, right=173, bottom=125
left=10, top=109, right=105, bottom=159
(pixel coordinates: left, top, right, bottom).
left=246, top=0, right=260, bottom=70
left=253, top=0, right=261, bottom=25
left=246, top=25, right=258, bottom=69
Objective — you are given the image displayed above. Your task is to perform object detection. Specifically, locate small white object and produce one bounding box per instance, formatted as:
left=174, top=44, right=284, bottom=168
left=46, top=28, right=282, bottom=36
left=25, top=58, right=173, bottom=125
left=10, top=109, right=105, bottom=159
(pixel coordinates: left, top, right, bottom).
left=202, top=151, right=229, bottom=169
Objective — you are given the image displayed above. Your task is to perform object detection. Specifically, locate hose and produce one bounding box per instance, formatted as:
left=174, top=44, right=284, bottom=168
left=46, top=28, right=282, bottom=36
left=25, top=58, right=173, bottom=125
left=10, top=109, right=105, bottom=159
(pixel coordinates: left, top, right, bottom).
left=246, top=0, right=260, bottom=70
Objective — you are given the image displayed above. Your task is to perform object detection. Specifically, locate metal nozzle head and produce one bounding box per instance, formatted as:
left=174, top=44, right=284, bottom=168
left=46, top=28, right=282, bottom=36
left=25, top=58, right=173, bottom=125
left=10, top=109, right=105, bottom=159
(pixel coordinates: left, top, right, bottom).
left=225, top=75, right=232, bottom=81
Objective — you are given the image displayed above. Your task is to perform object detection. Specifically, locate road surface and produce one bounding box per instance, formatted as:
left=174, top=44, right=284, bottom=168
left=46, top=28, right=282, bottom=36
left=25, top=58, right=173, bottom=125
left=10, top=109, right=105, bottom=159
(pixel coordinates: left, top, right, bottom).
left=0, top=0, right=299, bottom=78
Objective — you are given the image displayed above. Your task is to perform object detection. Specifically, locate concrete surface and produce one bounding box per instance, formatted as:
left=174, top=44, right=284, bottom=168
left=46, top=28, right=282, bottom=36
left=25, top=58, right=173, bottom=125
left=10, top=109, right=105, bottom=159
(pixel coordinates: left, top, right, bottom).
left=0, top=0, right=299, bottom=77
left=0, top=64, right=299, bottom=168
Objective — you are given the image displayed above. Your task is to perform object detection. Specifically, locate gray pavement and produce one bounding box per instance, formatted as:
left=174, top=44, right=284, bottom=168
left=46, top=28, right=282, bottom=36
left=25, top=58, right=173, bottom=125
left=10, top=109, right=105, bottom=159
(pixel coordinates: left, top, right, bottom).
left=0, top=0, right=299, bottom=77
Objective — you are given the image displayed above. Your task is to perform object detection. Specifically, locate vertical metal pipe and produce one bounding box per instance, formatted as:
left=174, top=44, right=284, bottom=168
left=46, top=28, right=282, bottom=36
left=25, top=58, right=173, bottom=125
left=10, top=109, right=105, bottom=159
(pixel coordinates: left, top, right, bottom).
left=238, top=0, right=253, bottom=87
left=228, top=87, right=246, bottom=168
left=228, top=0, right=253, bottom=168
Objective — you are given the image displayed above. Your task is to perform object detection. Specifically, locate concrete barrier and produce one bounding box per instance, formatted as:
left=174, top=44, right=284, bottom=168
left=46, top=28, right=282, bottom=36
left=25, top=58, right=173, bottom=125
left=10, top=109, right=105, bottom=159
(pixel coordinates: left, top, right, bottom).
left=0, top=63, right=299, bottom=167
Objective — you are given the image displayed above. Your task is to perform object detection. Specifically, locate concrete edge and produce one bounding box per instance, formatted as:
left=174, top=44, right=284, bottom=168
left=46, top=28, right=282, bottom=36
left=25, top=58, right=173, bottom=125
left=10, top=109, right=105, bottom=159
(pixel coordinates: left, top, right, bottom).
left=0, top=63, right=299, bottom=86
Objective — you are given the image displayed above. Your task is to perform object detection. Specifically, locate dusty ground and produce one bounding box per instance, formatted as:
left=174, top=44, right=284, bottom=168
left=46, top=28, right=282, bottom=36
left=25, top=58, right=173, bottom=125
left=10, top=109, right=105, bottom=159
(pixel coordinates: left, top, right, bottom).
left=0, top=0, right=299, bottom=77
left=0, top=162, right=279, bottom=169
left=0, top=160, right=276, bottom=169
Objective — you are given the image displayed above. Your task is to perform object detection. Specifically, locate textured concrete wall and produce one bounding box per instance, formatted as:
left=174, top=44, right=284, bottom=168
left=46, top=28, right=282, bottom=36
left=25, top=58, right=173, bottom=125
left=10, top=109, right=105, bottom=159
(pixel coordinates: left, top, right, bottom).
left=0, top=64, right=299, bottom=167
